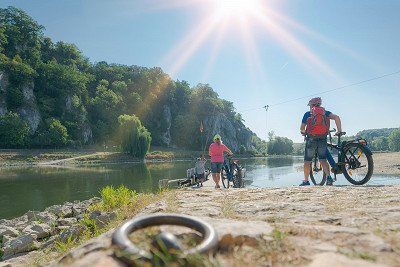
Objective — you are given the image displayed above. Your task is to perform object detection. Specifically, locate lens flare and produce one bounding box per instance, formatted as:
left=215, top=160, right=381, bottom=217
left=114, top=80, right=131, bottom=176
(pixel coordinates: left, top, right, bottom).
left=214, top=0, right=262, bottom=20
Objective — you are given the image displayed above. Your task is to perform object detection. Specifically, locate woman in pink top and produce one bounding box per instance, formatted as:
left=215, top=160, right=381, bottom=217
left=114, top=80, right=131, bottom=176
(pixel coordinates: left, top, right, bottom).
left=209, top=134, right=233, bottom=188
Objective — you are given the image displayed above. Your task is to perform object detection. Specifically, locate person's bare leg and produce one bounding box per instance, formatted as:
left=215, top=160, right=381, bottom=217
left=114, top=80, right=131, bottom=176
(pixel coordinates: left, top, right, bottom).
left=212, top=173, right=220, bottom=188
left=303, top=161, right=311, bottom=181
left=320, top=160, right=330, bottom=177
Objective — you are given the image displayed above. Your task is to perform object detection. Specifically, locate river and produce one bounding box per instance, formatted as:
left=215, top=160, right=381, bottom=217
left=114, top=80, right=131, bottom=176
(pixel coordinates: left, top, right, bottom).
left=1, top=157, right=399, bottom=219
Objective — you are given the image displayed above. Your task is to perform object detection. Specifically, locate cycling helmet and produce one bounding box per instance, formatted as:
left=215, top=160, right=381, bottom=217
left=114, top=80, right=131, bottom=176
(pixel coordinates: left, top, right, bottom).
left=308, top=97, right=322, bottom=106
left=213, top=134, right=221, bottom=141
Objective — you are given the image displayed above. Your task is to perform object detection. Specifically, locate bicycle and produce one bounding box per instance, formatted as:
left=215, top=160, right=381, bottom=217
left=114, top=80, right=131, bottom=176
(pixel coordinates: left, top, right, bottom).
left=221, top=155, right=245, bottom=188
left=309, top=129, right=374, bottom=185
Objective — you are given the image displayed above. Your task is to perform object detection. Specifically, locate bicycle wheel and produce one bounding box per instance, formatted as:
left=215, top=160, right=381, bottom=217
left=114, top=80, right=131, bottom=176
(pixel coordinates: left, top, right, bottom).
left=221, top=168, right=230, bottom=188
left=342, top=143, right=374, bottom=185
left=232, top=164, right=244, bottom=188
left=309, top=156, right=327, bottom=186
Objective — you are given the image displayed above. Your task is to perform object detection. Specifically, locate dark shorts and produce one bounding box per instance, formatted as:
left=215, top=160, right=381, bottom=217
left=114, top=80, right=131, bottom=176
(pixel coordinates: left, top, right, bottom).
left=196, top=173, right=205, bottom=179
left=304, top=137, right=327, bottom=161
left=211, top=162, right=223, bottom=174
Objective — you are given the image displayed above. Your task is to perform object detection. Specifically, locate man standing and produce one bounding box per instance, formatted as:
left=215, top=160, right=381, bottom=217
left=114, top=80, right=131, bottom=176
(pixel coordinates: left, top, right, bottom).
left=209, top=134, right=233, bottom=189
left=300, top=97, right=342, bottom=186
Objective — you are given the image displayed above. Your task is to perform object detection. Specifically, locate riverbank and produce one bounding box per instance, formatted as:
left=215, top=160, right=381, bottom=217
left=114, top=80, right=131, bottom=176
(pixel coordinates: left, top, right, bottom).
left=0, top=148, right=267, bottom=167
left=2, top=185, right=400, bottom=266
left=0, top=149, right=194, bottom=167
left=373, top=152, right=400, bottom=175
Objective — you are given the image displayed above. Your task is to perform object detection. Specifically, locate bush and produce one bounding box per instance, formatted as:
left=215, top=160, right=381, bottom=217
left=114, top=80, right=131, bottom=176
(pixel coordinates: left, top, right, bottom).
left=0, top=112, right=30, bottom=148
left=117, top=114, right=151, bottom=159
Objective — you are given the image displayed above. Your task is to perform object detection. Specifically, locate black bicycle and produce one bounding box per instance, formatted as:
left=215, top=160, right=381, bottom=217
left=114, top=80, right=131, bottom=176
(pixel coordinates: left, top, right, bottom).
left=221, top=155, right=245, bottom=188
left=309, top=129, right=374, bottom=185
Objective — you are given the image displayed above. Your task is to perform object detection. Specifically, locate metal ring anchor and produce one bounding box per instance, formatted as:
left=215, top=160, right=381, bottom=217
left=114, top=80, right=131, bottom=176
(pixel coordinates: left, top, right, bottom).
left=112, top=214, right=218, bottom=261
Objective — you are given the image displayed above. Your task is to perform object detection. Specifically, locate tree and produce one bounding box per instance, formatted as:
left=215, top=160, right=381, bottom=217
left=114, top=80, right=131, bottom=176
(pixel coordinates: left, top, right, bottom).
left=117, top=114, right=151, bottom=159
left=267, top=136, right=294, bottom=155
left=388, top=129, right=400, bottom=152
left=46, top=119, right=69, bottom=147
left=33, top=119, right=69, bottom=147
left=371, top=136, right=389, bottom=151
left=0, top=112, right=30, bottom=148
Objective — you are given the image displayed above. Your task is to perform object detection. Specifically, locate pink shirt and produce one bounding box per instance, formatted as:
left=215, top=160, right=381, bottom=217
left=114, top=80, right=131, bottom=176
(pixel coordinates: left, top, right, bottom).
left=209, top=142, right=229, bottom=163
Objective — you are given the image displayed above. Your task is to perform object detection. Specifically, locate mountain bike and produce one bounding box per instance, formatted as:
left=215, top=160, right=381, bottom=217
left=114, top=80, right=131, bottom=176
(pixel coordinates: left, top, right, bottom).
left=309, top=129, right=374, bottom=185
left=221, top=155, right=245, bottom=188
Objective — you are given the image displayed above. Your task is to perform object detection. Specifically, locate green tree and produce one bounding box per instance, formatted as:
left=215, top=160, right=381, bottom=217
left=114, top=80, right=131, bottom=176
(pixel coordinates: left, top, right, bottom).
left=0, top=112, right=30, bottom=148
left=117, top=114, right=151, bottom=159
left=33, top=119, right=69, bottom=147
left=267, top=136, right=294, bottom=155
left=388, top=129, right=400, bottom=152
left=371, top=136, right=389, bottom=151
left=46, top=118, right=69, bottom=147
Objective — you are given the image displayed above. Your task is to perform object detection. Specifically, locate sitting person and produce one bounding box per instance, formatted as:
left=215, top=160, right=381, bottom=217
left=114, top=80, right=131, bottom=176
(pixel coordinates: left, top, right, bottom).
left=179, top=156, right=207, bottom=187
left=194, top=155, right=207, bottom=186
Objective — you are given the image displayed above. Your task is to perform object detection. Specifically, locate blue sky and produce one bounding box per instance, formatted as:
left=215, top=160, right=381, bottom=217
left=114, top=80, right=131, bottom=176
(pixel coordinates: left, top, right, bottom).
left=2, top=0, right=399, bottom=142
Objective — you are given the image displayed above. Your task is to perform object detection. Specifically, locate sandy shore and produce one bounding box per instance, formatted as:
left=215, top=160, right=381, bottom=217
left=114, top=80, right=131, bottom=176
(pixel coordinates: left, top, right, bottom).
left=373, top=152, right=400, bottom=175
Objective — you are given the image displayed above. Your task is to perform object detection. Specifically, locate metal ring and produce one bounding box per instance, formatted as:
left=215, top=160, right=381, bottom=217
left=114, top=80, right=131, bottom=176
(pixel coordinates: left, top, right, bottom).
left=112, top=214, right=218, bottom=261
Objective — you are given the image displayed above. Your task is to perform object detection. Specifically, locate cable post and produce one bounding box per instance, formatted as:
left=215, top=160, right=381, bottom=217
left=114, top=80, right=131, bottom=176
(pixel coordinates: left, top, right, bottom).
left=263, top=105, right=269, bottom=141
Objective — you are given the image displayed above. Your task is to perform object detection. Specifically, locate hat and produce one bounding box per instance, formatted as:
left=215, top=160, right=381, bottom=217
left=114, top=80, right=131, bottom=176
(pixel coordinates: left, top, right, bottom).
left=213, top=134, right=221, bottom=141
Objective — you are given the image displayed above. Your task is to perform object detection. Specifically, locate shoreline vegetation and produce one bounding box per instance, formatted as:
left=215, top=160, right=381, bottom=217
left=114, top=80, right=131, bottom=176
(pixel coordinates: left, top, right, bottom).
left=0, top=148, right=282, bottom=168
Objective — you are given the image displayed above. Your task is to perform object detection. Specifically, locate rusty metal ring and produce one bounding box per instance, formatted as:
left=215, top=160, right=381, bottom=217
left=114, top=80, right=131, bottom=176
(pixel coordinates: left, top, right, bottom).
left=112, top=213, right=218, bottom=261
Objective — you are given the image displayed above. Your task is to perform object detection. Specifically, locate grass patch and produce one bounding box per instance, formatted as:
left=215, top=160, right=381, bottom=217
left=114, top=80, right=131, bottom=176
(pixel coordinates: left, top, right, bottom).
left=54, top=235, right=76, bottom=254
left=80, top=214, right=99, bottom=236
left=271, top=229, right=288, bottom=241
left=355, top=251, right=377, bottom=262
left=93, top=185, right=137, bottom=211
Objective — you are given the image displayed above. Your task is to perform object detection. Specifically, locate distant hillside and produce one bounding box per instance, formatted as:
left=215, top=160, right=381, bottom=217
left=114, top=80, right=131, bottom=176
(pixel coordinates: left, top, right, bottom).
left=0, top=7, right=267, bottom=153
left=355, top=128, right=400, bottom=151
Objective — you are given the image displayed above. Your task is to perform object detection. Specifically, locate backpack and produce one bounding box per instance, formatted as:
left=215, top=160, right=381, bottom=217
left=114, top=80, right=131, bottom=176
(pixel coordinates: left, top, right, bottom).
left=306, top=106, right=330, bottom=137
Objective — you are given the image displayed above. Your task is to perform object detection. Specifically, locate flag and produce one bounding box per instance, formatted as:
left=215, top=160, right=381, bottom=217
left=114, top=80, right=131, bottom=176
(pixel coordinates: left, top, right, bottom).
left=200, top=121, right=204, bottom=133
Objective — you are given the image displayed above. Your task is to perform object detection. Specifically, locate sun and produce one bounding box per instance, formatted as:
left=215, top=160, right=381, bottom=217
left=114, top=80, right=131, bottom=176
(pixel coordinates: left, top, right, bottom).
left=213, top=0, right=262, bottom=20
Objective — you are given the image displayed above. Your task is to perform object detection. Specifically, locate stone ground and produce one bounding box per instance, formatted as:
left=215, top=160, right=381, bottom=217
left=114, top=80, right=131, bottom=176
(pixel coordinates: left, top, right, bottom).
left=16, top=184, right=398, bottom=267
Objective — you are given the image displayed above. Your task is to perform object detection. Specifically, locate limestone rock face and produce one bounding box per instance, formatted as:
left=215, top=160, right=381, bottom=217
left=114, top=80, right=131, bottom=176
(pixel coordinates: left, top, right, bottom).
left=160, top=105, right=172, bottom=146
left=17, top=82, right=41, bottom=133
left=0, top=71, right=8, bottom=116
left=203, top=113, right=258, bottom=151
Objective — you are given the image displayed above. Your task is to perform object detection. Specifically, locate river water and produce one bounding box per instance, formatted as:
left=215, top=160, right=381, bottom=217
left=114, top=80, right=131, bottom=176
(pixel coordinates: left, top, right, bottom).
left=1, top=157, right=399, bottom=219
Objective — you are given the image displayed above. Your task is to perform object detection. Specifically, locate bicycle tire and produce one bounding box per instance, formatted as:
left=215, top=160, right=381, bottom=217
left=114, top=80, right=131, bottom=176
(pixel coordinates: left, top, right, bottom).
left=221, top=169, right=230, bottom=188
left=309, top=156, right=327, bottom=186
left=232, top=164, right=244, bottom=188
left=342, top=143, right=374, bottom=185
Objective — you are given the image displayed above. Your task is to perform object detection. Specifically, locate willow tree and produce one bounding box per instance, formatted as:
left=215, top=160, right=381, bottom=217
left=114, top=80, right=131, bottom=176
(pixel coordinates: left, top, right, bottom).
left=117, top=114, right=151, bottom=159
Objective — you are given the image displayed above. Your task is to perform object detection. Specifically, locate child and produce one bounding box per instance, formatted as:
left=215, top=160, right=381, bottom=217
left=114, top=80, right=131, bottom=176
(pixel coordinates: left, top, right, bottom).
left=195, top=155, right=207, bottom=186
